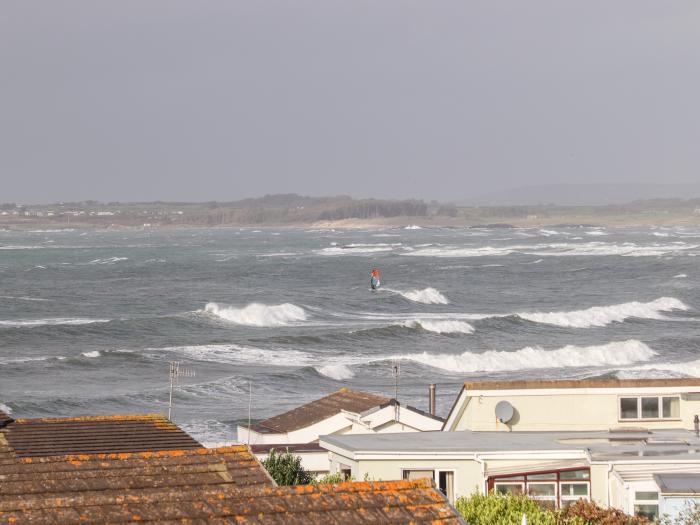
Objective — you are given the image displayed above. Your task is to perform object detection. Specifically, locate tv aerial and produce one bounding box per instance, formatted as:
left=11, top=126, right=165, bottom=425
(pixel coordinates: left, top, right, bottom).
left=167, top=361, right=195, bottom=419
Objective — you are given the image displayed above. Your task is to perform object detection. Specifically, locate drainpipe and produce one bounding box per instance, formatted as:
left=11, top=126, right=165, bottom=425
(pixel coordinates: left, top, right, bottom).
left=429, top=384, right=436, bottom=416
left=474, top=454, right=486, bottom=494
left=606, top=462, right=614, bottom=509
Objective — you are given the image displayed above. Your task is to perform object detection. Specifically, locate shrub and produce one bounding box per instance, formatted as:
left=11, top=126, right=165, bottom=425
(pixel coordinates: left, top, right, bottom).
left=455, top=493, right=563, bottom=525
left=313, top=471, right=346, bottom=485
left=561, top=500, right=649, bottom=525
left=261, top=449, right=312, bottom=486
left=455, top=493, right=649, bottom=525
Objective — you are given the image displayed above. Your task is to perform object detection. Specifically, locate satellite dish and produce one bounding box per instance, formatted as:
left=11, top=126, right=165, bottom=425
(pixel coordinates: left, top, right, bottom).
left=495, top=401, right=514, bottom=424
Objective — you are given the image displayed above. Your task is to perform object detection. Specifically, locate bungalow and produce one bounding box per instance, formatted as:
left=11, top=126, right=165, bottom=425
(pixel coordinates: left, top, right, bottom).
left=319, top=378, right=700, bottom=521
left=237, top=387, right=443, bottom=476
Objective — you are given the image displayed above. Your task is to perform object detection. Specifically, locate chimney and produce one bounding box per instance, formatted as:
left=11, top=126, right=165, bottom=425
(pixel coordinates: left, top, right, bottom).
left=429, top=384, right=436, bottom=416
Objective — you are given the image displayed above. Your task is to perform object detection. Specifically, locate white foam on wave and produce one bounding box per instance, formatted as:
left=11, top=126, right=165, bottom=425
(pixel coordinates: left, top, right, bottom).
left=158, top=343, right=313, bottom=365
left=673, top=274, right=687, bottom=279
left=316, top=364, right=354, bottom=380
left=404, top=225, right=422, bottom=230
left=585, top=230, right=608, bottom=236
left=393, top=340, right=655, bottom=373
left=81, top=350, right=101, bottom=358
left=0, top=402, right=12, bottom=414
left=393, top=287, right=449, bottom=305
left=319, top=245, right=395, bottom=256
left=403, top=246, right=519, bottom=257
left=88, top=257, right=128, bottom=265
left=517, top=297, right=689, bottom=328
left=0, top=318, right=111, bottom=328
left=403, top=319, right=475, bottom=334
left=204, top=302, right=307, bottom=327
left=527, top=242, right=698, bottom=257
left=539, top=229, right=561, bottom=236
left=617, top=359, right=700, bottom=379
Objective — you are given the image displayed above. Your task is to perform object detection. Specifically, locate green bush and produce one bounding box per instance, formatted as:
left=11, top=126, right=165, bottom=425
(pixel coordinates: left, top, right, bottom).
left=313, top=471, right=346, bottom=485
left=261, top=449, right=313, bottom=486
left=455, top=493, right=649, bottom=525
left=455, top=493, right=564, bottom=525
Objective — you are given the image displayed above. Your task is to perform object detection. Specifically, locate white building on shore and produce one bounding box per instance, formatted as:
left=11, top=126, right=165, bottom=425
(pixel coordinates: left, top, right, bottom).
left=319, top=378, right=700, bottom=521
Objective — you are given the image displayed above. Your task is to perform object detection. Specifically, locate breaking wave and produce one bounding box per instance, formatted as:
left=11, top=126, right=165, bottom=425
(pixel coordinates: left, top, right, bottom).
left=315, top=364, right=354, bottom=380
left=158, top=343, right=313, bottom=365
left=617, top=359, right=700, bottom=379
left=81, top=351, right=101, bottom=358
left=394, top=340, right=655, bottom=373
left=517, top=297, right=689, bottom=328
left=402, top=320, right=475, bottom=334
left=0, top=402, right=12, bottom=414
left=392, top=287, right=449, bottom=304
left=204, top=302, right=307, bottom=327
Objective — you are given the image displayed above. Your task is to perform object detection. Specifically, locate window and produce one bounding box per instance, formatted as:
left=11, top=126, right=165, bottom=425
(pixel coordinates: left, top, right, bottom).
left=438, top=471, right=455, bottom=503
left=403, top=469, right=434, bottom=481
left=620, top=397, right=638, bottom=419
left=489, top=468, right=590, bottom=509
left=561, top=483, right=589, bottom=508
left=633, top=491, right=658, bottom=520
left=663, top=396, right=680, bottom=418
left=528, top=483, right=556, bottom=509
left=494, top=483, right=524, bottom=495
left=619, top=396, right=680, bottom=420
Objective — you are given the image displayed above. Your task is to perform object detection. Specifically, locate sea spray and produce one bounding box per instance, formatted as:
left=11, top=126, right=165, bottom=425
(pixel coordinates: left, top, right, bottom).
left=391, top=340, right=655, bottom=373
left=517, top=297, right=688, bottom=328
left=204, top=302, right=307, bottom=327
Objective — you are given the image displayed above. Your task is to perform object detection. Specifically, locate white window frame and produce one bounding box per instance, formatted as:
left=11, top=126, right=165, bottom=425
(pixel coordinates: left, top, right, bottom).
left=559, top=481, right=590, bottom=508
left=632, top=490, right=659, bottom=520
left=526, top=481, right=557, bottom=508
left=618, top=395, right=681, bottom=421
left=494, top=481, right=525, bottom=496
left=401, top=468, right=457, bottom=502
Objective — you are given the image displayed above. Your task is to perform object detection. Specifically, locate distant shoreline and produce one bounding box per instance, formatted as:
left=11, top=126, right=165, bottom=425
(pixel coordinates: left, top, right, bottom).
left=3, top=213, right=700, bottom=231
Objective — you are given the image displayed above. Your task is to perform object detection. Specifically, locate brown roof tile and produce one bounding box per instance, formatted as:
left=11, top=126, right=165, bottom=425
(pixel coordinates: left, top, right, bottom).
left=0, top=445, right=273, bottom=500
left=252, top=388, right=390, bottom=434
left=464, top=378, right=700, bottom=391
left=1, top=414, right=201, bottom=457
left=0, top=478, right=464, bottom=524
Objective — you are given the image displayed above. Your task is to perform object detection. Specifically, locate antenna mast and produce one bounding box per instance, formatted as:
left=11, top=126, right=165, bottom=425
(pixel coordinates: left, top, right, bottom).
left=167, top=361, right=195, bottom=420
left=392, top=359, right=400, bottom=421
left=247, top=380, right=252, bottom=447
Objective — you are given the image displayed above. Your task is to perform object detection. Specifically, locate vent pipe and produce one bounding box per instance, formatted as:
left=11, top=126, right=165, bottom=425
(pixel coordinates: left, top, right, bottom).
left=429, top=384, right=436, bottom=416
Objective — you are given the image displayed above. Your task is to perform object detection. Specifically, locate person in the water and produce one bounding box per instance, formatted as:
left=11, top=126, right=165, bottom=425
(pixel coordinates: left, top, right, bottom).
left=370, top=269, right=380, bottom=290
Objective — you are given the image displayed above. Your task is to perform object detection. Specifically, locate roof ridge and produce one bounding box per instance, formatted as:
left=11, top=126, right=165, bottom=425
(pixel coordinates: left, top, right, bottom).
left=13, top=414, right=169, bottom=424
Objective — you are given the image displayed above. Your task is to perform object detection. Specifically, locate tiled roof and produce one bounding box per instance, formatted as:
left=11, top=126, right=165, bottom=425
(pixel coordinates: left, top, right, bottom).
left=0, top=445, right=273, bottom=500
left=463, top=378, right=700, bottom=390
left=0, top=478, right=464, bottom=524
left=252, top=388, right=390, bottom=433
left=1, top=414, right=201, bottom=457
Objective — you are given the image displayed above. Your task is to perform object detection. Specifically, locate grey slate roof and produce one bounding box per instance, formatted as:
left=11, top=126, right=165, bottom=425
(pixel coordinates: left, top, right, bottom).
left=321, top=428, right=700, bottom=462
left=654, top=473, right=700, bottom=494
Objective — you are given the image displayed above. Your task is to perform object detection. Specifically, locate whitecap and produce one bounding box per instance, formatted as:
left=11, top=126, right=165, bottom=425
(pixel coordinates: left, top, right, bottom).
left=388, top=287, right=449, bottom=305
left=156, top=343, right=313, bottom=366
left=402, top=319, right=474, bottom=334
left=517, top=297, right=689, bottom=328
left=81, top=350, right=101, bottom=358
left=404, top=225, right=422, bottom=230
left=316, top=364, right=354, bottom=380
left=204, top=302, right=307, bottom=327
left=0, top=402, right=12, bottom=414
left=393, top=340, right=655, bottom=373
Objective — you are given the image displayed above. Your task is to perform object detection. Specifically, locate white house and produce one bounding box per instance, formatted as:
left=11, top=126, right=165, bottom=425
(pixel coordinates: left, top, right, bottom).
left=319, top=378, right=700, bottom=520
left=237, top=388, right=443, bottom=476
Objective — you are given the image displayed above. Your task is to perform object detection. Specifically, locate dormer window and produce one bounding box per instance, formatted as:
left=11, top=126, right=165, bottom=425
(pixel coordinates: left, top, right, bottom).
left=619, top=396, right=680, bottom=421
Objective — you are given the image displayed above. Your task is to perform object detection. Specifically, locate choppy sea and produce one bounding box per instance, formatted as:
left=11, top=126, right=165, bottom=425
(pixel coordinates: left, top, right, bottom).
left=1, top=226, right=699, bottom=444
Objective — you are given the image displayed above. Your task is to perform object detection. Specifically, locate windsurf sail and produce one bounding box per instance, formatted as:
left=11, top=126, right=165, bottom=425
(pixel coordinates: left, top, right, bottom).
left=370, top=269, right=381, bottom=290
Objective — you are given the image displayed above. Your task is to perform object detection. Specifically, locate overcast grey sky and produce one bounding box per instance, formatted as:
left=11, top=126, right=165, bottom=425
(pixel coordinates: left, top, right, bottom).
left=1, top=1, right=699, bottom=204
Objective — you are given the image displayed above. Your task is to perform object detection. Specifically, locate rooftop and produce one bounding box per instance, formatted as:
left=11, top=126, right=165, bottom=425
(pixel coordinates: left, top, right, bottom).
left=250, top=388, right=391, bottom=433
left=0, top=445, right=274, bottom=499
left=654, top=473, right=700, bottom=494
left=321, top=428, right=700, bottom=462
left=462, top=378, right=700, bottom=391
left=0, top=478, right=464, bottom=524
left=0, top=414, right=201, bottom=457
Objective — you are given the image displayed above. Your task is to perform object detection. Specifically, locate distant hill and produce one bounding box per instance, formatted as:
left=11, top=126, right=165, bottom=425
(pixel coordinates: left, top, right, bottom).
left=464, top=182, right=700, bottom=206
